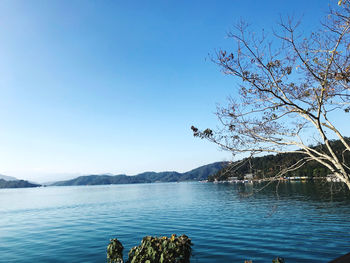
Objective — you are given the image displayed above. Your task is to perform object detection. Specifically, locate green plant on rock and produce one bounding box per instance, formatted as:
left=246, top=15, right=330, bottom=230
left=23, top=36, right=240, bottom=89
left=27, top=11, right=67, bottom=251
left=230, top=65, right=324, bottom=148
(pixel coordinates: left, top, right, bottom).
left=128, top=234, right=192, bottom=263
left=272, top=257, right=285, bottom=263
left=107, top=238, right=124, bottom=263
left=107, top=234, right=192, bottom=263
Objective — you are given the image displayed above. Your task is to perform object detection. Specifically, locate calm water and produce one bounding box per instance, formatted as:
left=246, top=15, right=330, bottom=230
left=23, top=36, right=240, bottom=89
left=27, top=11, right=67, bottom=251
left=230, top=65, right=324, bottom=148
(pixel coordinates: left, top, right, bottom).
left=0, top=182, right=350, bottom=263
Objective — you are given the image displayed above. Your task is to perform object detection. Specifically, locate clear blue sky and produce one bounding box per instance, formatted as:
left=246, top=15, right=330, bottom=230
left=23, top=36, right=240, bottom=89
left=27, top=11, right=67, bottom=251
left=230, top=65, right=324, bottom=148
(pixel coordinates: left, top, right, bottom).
left=0, top=0, right=332, bottom=182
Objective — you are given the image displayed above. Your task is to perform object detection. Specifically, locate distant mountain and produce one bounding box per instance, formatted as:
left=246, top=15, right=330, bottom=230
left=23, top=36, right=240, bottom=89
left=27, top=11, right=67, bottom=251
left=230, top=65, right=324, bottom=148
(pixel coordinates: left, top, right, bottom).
left=179, top=162, right=227, bottom=181
left=0, top=179, right=41, bottom=189
left=51, top=162, right=228, bottom=186
left=0, top=174, right=18, bottom=181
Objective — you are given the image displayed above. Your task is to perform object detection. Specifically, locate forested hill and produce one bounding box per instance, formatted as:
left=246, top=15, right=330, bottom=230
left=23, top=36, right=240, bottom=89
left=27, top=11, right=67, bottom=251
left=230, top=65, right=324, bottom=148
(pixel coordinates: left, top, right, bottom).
left=0, top=179, right=41, bottom=189
left=51, top=162, right=228, bottom=186
left=209, top=139, right=350, bottom=182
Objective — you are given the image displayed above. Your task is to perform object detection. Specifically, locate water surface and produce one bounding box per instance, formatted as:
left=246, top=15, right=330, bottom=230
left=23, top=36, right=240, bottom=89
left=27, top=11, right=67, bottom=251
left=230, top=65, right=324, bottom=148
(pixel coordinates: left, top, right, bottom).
left=0, top=182, right=349, bottom=262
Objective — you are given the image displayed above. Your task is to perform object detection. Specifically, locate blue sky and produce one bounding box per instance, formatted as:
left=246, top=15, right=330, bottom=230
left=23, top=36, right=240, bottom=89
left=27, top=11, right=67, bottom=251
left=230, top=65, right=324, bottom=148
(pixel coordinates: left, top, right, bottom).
left=0, top=0, right=333, bottom=182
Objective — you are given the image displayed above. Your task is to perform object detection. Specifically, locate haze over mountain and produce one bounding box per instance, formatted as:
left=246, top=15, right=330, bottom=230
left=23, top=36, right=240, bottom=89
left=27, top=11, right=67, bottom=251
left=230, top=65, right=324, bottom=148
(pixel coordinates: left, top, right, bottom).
left=51, top=162, right=227, bottom=186
left=0, top=174, right=18, bottom=181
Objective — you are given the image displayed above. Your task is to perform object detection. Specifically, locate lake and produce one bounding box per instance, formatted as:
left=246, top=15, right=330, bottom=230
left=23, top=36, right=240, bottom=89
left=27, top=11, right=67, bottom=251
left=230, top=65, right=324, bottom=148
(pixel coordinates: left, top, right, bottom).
left=0, top=181, right=350, bottom=262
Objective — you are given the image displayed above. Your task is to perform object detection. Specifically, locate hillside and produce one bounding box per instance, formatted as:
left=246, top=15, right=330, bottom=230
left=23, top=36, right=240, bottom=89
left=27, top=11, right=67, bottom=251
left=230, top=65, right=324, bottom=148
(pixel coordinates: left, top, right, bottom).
left=0, top=179, right=41, bottom=189
left=51, top=162, right=228, bottom=186
left=209, top=139, right=350, bottom=182
left=179, top=162, right=227, bottom=181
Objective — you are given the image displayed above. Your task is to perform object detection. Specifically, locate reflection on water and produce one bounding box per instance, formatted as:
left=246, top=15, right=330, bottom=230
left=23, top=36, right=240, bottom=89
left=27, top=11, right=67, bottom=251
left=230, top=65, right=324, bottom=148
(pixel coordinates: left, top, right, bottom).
left=0, top=182, right=349, bottom=263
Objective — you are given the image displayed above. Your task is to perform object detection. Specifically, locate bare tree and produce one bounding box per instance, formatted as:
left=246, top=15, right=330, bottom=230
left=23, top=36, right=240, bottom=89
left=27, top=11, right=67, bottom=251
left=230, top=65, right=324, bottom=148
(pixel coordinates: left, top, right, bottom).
left=192, top=1, right=350, bottom=189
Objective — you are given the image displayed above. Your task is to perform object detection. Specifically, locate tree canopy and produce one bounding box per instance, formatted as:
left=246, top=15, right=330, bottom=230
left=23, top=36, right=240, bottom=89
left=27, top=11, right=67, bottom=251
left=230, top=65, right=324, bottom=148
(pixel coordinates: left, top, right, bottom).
left=192, top=1, right=350, bottom=189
